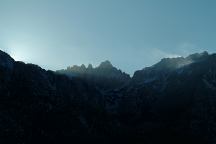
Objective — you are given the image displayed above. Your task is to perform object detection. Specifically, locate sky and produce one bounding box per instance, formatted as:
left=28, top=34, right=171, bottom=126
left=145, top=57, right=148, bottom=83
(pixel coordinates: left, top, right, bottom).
left=0, top=0, right=216, bottom=75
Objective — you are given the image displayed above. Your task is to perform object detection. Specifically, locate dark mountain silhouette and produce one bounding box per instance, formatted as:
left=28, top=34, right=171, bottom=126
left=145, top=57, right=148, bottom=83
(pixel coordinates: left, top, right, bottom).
left=57, top=60, right=131, bottom=90
left=132, top=51, right=209, bottom=84
left=1, top=50, right=216, bottom=144
left=0, top=50, right=105, bottom=143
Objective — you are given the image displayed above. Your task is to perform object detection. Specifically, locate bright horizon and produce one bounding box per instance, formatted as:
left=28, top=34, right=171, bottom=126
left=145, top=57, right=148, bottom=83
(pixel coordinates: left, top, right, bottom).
left=0, top=0, right=216, bottom=75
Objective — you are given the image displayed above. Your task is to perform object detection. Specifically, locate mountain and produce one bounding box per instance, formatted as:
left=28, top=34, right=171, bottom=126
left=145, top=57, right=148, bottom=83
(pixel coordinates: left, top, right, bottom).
left=0, top=50, right=106, bottom=143
left=113, top=51, right=216, bottom=143
left=132, top=51, right=209, bottom=84
left=57, top=60, right=131, bottom=90
left=1, top=50, right=216, bottom=144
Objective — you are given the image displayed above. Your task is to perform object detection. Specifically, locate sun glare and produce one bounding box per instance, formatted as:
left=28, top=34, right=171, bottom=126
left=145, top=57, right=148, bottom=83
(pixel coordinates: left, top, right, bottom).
left=10, top=51, right=24, bottom=61
left=8, top=45, right=29, bottom=62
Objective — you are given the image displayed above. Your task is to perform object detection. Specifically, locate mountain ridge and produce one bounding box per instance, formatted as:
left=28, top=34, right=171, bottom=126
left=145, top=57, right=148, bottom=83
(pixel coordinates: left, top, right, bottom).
left=1, top=49, right=216, bottom=144
left=57, top=60, right=131, bottom=90
left=57, top=51, right=210, bottom=78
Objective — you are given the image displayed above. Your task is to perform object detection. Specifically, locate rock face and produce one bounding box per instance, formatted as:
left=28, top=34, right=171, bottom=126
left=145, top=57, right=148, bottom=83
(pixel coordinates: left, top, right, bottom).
left=1, top=50, right=216, bottom=144
left=57, top=60, right=131, bottom=90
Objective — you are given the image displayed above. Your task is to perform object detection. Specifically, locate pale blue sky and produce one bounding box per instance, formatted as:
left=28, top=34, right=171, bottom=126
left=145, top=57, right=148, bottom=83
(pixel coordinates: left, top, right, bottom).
left=0, top=0, right=216, bottom=75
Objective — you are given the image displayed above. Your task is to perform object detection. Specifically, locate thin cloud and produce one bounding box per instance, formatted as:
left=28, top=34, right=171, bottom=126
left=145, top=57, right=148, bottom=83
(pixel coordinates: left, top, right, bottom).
left=150, top=48, right=181, bottom=59
left=177, top=42, right=204, bottom=56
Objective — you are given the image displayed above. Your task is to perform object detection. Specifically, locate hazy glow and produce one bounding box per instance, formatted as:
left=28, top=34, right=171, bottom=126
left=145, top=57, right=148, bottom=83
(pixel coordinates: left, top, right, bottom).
left=178, top=59, right=194, bottom=68
left=10, top=50, right=25, bottom=61
left=7, top=43, right=29, bottom=62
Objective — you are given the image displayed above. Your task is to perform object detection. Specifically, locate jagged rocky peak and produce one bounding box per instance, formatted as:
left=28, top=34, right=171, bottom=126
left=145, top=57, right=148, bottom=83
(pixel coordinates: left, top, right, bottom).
left=66, top=64, right=86, bottom=73
left=57, top=60, right=131, bottom=90
left=132, top=51, right=211, bottom=83
left=98, top=60, right=113, bottom=69
left=0, top=50, right=14, bottom=70
left=153, top=56, right=186, bottom=70
left=80, top=64, right=86, bottom=70
left=149, top=51, right=209, bottom=71
left=87, top=64, right=93, bottom=69
left=186, top=51, right=209, bottom=61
